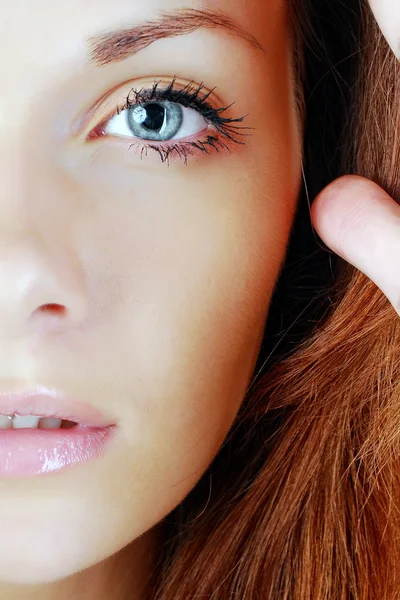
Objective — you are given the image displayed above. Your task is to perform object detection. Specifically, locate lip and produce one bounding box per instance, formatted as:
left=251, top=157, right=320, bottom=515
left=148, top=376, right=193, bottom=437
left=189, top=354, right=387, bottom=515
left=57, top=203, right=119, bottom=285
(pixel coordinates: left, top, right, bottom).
left=0, top=426, right=117, bottom=477
left=0, top=385, right=117, bottom=477
left=0, top=386, right=115, bottom=427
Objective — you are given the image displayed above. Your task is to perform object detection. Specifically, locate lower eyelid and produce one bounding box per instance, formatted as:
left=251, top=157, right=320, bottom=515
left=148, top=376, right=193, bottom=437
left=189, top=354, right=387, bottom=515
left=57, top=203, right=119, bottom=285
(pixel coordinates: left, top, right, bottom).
left=135, top=128, right=210, bottom=147
left=86, top=129, right=232, bottom=168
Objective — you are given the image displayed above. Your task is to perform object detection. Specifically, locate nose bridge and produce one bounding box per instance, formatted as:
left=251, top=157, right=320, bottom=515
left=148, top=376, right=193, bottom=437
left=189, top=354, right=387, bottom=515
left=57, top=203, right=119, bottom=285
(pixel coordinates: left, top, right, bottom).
left=0, top=76, right=47, bottom=224
left=0, top=104, right=54, bottom=284
left=0, top=8, right=91, bottom=340
left=0, top=112, right=89, bottom=339
left=0, top=138, right=32, bottom=230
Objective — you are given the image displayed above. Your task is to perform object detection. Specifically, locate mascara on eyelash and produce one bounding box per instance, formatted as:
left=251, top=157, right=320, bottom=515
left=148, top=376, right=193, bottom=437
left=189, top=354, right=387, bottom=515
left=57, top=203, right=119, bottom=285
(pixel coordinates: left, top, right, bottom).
left=121, top=78, right=254, bottom=140
left=93, top=77, right=254, bottom=166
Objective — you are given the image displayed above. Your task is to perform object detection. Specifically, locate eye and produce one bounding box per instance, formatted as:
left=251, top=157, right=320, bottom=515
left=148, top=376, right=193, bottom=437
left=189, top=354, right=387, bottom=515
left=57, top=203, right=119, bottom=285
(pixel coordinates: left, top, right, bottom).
left=84, top=78, right=252, bottom=166
left=104, top=100, right=209, bottom=142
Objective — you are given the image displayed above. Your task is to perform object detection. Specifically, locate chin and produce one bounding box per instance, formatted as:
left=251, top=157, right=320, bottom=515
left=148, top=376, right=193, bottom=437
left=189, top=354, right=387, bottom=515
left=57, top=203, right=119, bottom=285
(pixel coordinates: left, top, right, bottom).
left=0, top=520, right=96, bottom=584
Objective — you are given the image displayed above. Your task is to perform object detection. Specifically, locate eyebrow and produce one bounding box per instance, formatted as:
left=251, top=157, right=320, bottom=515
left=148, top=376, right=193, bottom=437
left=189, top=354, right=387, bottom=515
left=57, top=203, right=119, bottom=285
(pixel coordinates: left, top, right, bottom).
left=89, top=8, right=264, bottom=66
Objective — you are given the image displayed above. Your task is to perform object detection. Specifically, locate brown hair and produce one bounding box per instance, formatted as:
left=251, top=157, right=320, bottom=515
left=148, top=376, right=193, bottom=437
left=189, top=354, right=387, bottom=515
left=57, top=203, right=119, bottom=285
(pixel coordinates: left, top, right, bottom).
left=145, top=1, right=400, bottom=598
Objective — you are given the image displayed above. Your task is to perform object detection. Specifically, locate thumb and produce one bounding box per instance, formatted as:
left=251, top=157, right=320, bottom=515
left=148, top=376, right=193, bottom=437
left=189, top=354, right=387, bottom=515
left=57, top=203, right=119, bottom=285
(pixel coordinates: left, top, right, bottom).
left=311, top=175, right=400, bottom=314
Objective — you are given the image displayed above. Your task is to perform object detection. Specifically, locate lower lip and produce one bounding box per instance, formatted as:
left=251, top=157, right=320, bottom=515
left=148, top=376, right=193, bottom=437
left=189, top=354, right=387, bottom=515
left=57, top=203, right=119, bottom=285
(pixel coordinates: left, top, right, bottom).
left=0, top=425, right=116, bottom=477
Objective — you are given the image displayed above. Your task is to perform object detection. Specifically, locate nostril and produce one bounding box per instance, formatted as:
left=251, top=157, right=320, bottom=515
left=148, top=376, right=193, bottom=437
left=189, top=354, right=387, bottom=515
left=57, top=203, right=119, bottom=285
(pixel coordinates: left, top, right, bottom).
left=27, top=303, right=70, bottom=336
left=40, top=304, right=66, bottom=315
left=32, top=304, right=67, bottom=325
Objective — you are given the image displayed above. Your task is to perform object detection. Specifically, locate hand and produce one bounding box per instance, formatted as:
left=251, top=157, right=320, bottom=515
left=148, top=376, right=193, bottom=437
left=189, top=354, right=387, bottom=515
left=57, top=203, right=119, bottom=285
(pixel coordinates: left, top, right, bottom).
left=369, top=0, right=400, bottom=60
left=310, top=175, right=400, bottom=315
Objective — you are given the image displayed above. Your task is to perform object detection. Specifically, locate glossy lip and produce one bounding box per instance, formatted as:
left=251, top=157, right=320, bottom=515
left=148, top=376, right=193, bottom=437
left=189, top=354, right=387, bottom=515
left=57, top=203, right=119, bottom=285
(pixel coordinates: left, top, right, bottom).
left=0, top=426, right=117, bottom=477
left=0, top=386, right=115, bottom=428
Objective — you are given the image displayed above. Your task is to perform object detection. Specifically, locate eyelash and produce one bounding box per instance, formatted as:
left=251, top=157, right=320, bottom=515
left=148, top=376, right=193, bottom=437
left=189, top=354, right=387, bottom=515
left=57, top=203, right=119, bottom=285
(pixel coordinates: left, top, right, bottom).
left=91, top=77, right=253, bottom=166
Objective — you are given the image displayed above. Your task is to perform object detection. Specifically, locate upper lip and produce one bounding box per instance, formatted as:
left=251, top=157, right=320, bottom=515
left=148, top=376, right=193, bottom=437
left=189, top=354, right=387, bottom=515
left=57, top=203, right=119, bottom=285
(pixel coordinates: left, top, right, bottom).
left=0, top=386, right=115, bottom=427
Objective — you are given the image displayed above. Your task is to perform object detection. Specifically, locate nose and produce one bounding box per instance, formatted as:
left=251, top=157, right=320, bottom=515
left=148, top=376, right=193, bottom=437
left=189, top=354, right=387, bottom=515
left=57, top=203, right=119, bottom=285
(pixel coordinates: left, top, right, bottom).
left=0, top=231, right=89, bottom=338
left=0, top=70, right=89, bottom=340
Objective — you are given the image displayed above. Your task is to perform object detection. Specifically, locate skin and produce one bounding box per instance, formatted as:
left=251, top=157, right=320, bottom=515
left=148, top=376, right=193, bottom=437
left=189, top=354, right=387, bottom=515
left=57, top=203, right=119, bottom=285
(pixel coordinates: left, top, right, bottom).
left=0, top=1, right=301, bottom=599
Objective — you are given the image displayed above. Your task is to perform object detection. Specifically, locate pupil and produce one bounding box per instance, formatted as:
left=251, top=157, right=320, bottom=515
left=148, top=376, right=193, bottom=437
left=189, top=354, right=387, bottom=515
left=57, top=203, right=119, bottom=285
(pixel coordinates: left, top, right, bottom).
left=141, top=103, right=165, bottom=132
left=127, top=100, right=182, bottom=141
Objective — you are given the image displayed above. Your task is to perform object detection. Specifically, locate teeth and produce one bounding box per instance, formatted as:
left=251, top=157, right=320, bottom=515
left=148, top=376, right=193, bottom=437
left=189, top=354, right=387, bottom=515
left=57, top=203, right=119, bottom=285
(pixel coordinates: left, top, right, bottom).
left=0, top=415, right=12, bottom=429
left=0, top=415, right=77, bottom=430
left=38, top=417, right=62, bottom=429
left=12, top=415, right=41, bottom=429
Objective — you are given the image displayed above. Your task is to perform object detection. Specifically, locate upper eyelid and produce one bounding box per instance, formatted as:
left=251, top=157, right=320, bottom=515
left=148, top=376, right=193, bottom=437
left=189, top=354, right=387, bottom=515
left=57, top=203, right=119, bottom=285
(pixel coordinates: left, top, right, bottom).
left=121, top=81, right=220, bottom=117
left=76, top=79, right=225, bottom=139
left=100, top=84, right=220, bottom=141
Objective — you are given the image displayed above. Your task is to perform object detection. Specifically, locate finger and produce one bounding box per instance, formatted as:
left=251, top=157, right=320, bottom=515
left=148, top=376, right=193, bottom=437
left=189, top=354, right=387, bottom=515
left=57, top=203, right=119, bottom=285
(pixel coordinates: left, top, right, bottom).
left=310, top=175, right=400, bottom=314
left=369, top=0, right=400, bottom=59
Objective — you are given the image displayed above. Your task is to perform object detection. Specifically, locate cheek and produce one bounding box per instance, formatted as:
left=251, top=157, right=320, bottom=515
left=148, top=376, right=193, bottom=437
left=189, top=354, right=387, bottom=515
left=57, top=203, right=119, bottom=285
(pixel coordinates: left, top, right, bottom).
left=63, top=171, right=298, bottom=546
left=72, top=146, right=300, bottom=462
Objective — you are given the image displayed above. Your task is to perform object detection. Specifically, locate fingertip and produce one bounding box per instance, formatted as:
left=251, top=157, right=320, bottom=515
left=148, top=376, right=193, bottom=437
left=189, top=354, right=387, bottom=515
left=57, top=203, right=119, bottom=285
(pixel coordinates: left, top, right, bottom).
left=310, top=175, right=393, bottom=250
left=310, top=174, right=400, bottom=311
left=311, top=175, right=373, bottom=220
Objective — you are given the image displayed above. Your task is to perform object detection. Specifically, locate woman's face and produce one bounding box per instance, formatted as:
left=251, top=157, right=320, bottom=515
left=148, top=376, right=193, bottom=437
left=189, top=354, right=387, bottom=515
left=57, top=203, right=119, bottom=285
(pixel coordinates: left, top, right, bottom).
left=0, top=0, right=301, bottom=588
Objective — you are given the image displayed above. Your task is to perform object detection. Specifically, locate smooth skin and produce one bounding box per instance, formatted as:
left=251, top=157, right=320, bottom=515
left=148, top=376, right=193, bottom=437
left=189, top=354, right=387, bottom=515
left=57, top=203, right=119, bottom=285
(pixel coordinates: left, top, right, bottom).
left=0, top=1, right=301, bottom=599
